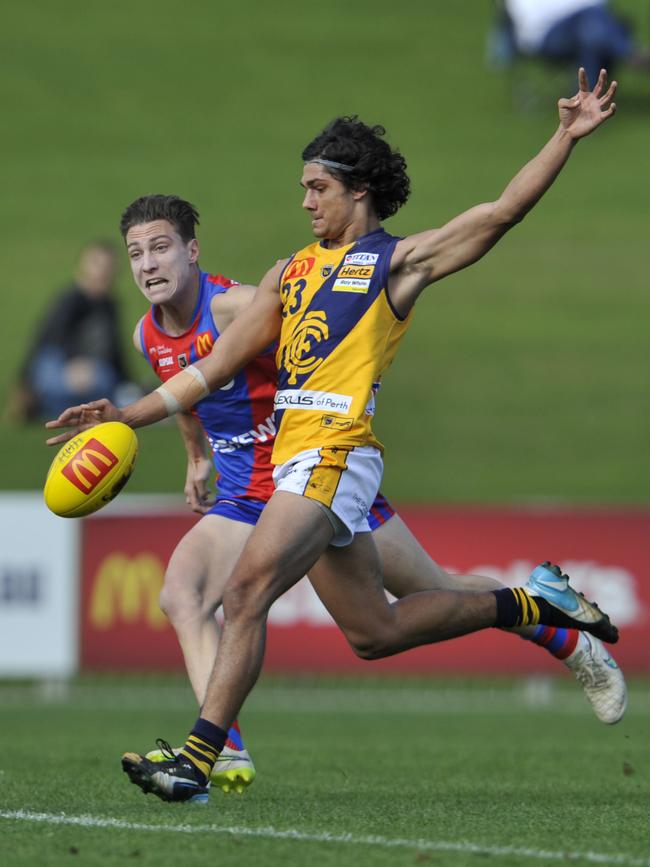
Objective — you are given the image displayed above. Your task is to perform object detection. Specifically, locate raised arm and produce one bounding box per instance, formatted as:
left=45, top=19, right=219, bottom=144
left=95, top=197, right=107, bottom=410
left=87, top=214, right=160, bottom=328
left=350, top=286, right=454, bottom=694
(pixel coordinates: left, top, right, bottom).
left=46, top=262, right=284, bottom=442
left=389, top=69, right=617, bottom=316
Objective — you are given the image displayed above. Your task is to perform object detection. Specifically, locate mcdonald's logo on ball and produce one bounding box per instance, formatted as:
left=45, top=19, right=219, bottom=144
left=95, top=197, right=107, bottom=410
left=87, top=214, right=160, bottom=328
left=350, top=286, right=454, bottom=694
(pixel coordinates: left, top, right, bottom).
left=44, top=422, right=138, bottom=518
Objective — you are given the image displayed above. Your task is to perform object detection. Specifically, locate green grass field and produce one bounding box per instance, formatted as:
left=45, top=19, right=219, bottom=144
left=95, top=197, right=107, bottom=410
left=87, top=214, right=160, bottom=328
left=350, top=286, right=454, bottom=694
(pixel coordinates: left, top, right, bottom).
left=1, top=675, right=649, bottom=867
left=2, top=1, right=649, bottom=501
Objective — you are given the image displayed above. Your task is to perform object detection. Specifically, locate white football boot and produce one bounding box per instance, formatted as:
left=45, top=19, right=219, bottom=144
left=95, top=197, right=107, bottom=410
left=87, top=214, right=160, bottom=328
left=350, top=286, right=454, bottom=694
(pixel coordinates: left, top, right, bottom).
left=564, top=631, right=627, bottom=724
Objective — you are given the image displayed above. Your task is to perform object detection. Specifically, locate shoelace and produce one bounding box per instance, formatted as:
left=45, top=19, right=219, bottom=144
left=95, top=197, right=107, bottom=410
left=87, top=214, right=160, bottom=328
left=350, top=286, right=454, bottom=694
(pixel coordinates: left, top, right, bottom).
left=155, top=738, right=177, bottom=761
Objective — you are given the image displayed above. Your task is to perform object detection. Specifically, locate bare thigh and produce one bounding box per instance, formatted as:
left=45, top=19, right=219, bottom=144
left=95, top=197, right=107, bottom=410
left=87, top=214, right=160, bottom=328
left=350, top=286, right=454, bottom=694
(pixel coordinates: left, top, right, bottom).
left=373, top=515, right=502, bottom=595
left=306, top=531, right=396, bottom=653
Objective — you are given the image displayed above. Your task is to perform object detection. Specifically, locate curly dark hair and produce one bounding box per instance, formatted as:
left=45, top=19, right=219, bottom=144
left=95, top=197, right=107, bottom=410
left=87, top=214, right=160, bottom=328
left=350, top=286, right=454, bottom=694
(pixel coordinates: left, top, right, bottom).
left=120, top=194, right=200, bottom=243
left=302, top=116, right=410, bottom=221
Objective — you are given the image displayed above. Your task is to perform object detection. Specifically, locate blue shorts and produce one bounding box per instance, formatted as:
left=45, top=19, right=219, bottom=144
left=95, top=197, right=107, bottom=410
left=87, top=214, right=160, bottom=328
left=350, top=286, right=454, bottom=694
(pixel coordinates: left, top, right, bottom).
left=207, top=497, right=266, bottom=526
left=367, top=492, right=395, bottom=531
left=207, top=493, right=395, bottom=530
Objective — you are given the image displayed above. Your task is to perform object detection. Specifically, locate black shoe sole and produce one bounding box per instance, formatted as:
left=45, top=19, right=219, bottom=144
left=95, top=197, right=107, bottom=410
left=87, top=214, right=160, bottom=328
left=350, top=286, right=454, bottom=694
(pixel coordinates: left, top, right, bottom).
left=122, top=753, right=173, bottom=802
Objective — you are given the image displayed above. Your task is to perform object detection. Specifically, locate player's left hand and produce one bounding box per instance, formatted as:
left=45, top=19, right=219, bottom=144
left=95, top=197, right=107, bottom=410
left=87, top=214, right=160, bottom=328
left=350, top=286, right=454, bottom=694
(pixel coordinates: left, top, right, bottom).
left=558, top=68, right=617, bottom=140
left=184, top=455, right=215, bottom=514
left=45, top=398, right=124, bottom=445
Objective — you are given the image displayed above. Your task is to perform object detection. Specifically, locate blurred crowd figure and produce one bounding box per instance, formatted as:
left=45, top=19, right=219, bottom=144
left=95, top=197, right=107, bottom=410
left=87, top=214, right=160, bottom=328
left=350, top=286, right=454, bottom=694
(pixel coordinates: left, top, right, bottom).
left=9, top=241, right=141, bottom=422
left=490, top=0, right=650, bottom=84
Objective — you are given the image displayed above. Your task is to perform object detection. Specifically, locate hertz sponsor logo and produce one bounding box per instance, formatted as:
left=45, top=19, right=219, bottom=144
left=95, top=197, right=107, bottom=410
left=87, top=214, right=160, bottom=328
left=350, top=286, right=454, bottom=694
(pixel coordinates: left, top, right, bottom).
left=338, top=265, right=375, bottom=279
left=284, top=257, right=315, bottom=280
left=89, top=553, right=167, bottom=630
left=61, top=439, right=118, bottom=494
left=195, top=332, right=214, bottom=357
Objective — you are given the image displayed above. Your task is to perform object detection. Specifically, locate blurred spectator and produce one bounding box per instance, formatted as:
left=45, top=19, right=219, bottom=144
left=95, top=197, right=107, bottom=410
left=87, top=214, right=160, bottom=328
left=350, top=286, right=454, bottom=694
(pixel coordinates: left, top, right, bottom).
left=491, top=1, right=649, bottom=85
left=8, top=241, right=141, bottom=421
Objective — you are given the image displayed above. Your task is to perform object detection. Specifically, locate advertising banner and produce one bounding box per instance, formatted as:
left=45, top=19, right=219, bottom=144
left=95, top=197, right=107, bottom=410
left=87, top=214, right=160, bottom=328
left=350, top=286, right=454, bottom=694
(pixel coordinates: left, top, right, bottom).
left=0, top=493, right=78, bottom=677
left=80, top=504, right=649, bottom=673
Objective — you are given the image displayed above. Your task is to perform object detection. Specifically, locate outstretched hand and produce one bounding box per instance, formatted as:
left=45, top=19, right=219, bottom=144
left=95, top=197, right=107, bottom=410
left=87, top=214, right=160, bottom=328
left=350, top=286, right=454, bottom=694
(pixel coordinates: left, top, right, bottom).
left=559, top=68, right=617, bottom=140
left=45, top=398, right=124, bottom=446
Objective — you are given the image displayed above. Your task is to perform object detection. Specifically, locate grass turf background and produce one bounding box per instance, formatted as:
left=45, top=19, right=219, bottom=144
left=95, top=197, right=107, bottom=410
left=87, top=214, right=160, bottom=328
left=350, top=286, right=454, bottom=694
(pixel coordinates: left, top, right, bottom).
left=1, top=0, right=649, bottom=502
left=1, top=675, right=649, bottom=867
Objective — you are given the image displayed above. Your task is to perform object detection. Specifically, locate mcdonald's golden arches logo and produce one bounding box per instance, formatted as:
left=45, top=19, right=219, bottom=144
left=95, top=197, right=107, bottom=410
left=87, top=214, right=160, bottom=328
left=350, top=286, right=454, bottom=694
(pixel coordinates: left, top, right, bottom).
left=61, top=438, right=118, bottom=493
left=195, top=331, right=214, bottom=357
left=284, top=257, right=315, bottom=280
left=89, top=553, right=168, bottom=630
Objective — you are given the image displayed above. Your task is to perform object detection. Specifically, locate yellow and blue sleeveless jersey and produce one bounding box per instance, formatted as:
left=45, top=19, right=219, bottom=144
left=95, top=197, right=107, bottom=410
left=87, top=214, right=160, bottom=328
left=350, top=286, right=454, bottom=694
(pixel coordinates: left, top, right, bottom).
left=273, top=228, right=411, bottom=465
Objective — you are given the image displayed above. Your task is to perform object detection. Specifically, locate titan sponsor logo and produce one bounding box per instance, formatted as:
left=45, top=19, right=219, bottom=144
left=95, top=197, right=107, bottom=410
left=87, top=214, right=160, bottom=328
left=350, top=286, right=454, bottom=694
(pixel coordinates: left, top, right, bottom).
left=61, top=439, right=118, bottom=493
left=89, top=553, right=167, bottom=630
left=282, top=310, right=329, bottom=384
left=344, top=252, right=378, bottom=266
left=274, top=390, right=353, bottom=414
left=195, top=332, right=214, bottom=357
left=207, top=414, right=276, bottom=453
left=284, top=257, right=315, bottom=280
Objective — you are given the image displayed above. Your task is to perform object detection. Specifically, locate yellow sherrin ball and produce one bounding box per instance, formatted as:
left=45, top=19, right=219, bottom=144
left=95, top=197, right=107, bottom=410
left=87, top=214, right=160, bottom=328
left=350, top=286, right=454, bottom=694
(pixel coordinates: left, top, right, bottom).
left=44, top=422, right=138, bottom=518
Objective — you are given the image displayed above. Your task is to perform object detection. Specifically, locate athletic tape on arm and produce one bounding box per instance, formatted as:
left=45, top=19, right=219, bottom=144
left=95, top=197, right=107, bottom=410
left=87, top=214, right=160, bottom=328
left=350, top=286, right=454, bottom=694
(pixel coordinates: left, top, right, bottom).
left=154, top=364, right=210, bottom=416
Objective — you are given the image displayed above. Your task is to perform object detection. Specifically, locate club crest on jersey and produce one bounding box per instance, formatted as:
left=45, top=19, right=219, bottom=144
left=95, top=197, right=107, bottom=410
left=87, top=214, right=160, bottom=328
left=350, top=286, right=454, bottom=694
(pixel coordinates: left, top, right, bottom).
left=195, top=332, right=214, bottom=357
left=284, top=257, right=315, bottom=280
left=281, top=310, right=329, bottom=384
left=321, top=264, right=334, bottom=278
left=178, top=353, right=188, bottom=368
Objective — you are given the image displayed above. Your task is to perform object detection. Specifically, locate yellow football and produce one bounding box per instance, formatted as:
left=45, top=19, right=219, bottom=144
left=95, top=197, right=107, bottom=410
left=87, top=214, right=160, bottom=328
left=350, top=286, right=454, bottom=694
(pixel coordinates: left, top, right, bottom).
left=44, top=422, right=138, bottom=518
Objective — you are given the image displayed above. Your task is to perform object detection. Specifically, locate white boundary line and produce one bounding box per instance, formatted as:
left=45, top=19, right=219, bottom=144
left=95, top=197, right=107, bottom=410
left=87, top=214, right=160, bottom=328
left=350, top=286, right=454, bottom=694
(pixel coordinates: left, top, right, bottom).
left=1, top=810, right=648, bottom=866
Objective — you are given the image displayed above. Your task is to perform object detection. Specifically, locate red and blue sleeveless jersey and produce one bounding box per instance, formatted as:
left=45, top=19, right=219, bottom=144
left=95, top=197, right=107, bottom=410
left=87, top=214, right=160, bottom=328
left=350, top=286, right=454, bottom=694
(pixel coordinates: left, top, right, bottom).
left=139, top=271, right=277, bottom=502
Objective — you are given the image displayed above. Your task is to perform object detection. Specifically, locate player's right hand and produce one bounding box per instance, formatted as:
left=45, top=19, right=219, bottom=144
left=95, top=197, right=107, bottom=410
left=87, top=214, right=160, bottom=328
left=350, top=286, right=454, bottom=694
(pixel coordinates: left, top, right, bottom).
left=45, top=398, right=124, bottom=445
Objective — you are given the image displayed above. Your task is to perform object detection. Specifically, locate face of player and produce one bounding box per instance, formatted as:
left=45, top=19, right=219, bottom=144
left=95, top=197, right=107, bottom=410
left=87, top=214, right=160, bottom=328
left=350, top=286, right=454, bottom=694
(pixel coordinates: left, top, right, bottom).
left=301, top=163, right=367, bottom=243
left=125, top=220, right=199, bottom=306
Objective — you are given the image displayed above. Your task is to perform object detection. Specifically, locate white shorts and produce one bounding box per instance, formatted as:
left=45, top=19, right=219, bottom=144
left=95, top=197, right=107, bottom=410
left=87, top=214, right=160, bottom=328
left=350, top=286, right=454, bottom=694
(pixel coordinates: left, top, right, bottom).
left=272, top=445, right=383, bottom=547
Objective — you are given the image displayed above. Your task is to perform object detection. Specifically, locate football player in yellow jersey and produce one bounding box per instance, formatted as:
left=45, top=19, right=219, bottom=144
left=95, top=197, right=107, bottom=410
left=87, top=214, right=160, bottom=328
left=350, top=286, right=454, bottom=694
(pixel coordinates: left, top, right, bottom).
left=48, top=69, right=623, bottom=803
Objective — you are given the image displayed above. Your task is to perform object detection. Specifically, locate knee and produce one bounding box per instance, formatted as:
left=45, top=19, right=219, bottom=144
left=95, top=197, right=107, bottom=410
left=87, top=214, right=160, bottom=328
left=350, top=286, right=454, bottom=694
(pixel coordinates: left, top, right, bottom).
left=345, top=628, right=394, bottom=661
left=159, top=572, right=209, bottom=626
